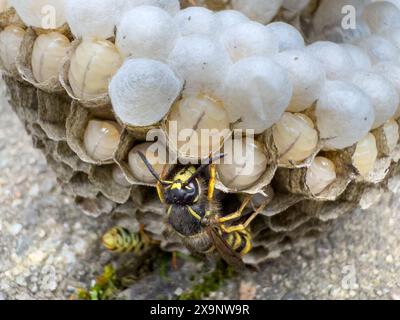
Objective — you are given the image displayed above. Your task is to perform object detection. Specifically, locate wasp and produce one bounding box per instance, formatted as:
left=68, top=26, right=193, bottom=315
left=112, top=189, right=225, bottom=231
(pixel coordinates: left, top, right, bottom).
left=102, top=226, right=158, bottom=254
left=138, top=152, right=267, bottom=268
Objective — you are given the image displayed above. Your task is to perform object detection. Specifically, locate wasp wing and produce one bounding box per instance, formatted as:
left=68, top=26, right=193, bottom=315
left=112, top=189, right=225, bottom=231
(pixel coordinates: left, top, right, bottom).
left=206, top=227, right=246, bottom=270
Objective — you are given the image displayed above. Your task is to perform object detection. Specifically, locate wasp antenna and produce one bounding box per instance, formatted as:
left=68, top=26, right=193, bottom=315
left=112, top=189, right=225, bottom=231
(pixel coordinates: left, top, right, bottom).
left=137, top=151, right=168, bottom=185
left=211, top=153, right=226, bottom=163
left=183, top=153, right=226, bottom=186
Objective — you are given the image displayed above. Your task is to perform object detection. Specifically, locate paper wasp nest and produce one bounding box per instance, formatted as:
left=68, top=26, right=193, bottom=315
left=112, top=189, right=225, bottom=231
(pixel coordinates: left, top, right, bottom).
left=3, top=0, right=400, bottom=267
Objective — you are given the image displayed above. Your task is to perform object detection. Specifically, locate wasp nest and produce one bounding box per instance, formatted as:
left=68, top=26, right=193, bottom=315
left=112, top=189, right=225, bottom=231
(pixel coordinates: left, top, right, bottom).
left=3, top=0, right=400, bottom=266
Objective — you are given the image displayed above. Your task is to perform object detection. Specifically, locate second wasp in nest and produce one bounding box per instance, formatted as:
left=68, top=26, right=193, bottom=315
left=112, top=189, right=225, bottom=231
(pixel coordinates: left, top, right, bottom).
left=136, top=152, right=269, bottom=269
left=102, top=226, right=158, bottom=255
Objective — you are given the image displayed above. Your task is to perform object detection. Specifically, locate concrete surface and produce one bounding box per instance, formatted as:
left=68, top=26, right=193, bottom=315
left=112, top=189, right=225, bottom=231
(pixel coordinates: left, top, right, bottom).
left=0, top=88, right=111, bottom=299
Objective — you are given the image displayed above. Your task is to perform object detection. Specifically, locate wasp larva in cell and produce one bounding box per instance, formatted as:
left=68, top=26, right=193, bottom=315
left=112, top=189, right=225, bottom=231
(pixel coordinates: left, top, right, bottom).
left=68, top=39, right=122, bottom=100
left=128, top=142, right=165, bottom=184
left=83, top=120, right=121, bottom=162
left=306, top=156, right=337, bottom=195
left=383, top=119, right=400, bottom=154
left=217, top=138, right=268, bottom=190
left=166, top=94, right=230, bottom=160
left=31, top=32, right=70, bottom=83
left=273, top=112, right=318, bottom=165
left=0, top=25, right=25, bottom=72
left=352, top=133, right=378, bottom=178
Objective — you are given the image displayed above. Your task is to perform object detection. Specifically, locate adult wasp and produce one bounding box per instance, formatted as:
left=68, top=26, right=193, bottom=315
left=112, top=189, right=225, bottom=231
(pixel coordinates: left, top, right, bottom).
left=102, top=226, right=159, bottom=254
left=138, top=152, right=267, bottom=268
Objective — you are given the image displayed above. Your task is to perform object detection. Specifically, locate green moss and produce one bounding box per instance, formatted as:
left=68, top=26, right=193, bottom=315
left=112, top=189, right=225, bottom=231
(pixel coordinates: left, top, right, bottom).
left=158, top=252, right=172, bottom=281
left=76, top=251, right=235, bottom=300
left=76, top=248, right=166, bottom=300
left=177, top=261, right=235, bottom=300
left=77, top=265, right=120, bottom=300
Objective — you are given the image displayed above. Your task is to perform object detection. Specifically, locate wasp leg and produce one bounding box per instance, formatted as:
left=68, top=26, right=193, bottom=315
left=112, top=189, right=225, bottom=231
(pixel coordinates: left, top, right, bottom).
left=208, top=163, right=217, bottom=202
left=139, top=224, right=151, bottom=245
left=204, top=163, right=217, bottom=218
left=220, top=202, right=267, bottom=233
left=171, top=252, right=178, bottom=270
left=156, top=182, right=165, bottom=203
left=139, top=224, right=161, bottom=247
left=217, top=195, right=252, bottom=223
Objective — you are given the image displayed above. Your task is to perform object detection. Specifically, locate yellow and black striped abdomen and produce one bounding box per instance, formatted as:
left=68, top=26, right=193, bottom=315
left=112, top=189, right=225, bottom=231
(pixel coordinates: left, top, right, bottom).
left=102, top=227, right=148, bottom=254
left=219, top=229, right=252, bottom=256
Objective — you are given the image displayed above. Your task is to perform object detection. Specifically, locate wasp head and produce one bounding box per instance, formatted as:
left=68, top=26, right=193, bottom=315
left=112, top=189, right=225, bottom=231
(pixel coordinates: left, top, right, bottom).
left=137, top=151, right=225, bottom=206
left=162, top=166, right=199, bottom=205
